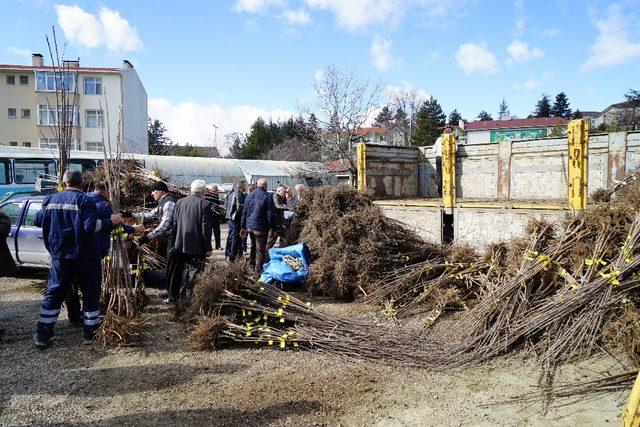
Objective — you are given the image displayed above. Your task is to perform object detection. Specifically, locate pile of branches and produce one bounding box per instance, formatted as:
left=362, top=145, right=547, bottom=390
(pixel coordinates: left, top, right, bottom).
left=290, top=187, right=445, bottom=300
left=435, top=184, right=640, bottom=390
left=184, top=260, right=443, bottom=366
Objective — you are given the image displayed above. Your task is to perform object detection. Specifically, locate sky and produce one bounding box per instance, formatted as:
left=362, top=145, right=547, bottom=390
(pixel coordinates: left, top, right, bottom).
left=1, top=0, right=639, bottom=152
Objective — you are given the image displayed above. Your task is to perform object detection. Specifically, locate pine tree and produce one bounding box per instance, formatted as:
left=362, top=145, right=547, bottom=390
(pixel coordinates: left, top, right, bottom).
left=572, top=110, right=582, bottom=119
left=477, top=111, right=493, bottom=121
left=532, top=94, right=552, bottom=118
left=448, top=109, right=463, bottom=126
left=551, top=92, right=572, bottom=119
left=498, top=98, right=510, bottom=118
left=624, top=89, right=640, bottom=101
left=147, top=118, right=173, bottom=155
left=411, top=96, right=446, bottom=146
left=373, top=106, right=394, bottom=128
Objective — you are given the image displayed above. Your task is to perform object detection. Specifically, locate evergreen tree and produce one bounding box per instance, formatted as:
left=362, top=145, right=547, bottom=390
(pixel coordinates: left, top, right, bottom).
left=147, top=118, right=173, bottom=155
left=551, top=92, right=572, bottom=119
left=448, top=109, right=463, bottom=126
left=624, top=89, right=640, bottom=101
left=477, top=111, right=493, bottom=121
left=373, top=106, right=394, bottom=128
left=532, top=94, right=552, bottom=118
left=572, top=110, right=583, bottom=119
left=498, top=98, right=510, bottom=118
left=411, top=96, right=446, bottom=146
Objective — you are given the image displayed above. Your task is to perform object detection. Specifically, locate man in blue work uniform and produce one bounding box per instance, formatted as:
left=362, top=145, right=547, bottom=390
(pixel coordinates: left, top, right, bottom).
left=65, top=181, right=144, bottom=325
left=34, top=170, right=123, bottom=348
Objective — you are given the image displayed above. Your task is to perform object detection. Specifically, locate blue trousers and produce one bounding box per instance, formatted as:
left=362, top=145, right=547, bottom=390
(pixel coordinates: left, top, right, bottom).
left=225, top=219, right=242, bottom=261
left=36, top=258, right=102, bottom=341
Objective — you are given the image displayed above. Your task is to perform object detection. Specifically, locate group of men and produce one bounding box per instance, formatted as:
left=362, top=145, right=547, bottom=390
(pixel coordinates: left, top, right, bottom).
left=29, top=168, right=305, bottom=348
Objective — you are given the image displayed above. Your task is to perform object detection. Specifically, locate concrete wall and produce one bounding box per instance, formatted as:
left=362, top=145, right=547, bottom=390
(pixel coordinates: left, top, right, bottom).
left=121, top=66, right=148, bottom=154
left=364, top=131, right=640, bottom=201
left=379, top=203, right=568, bottom=251
left=379, top=205, right=442, bottom=244
left=362, top=144, right=420, bottom=198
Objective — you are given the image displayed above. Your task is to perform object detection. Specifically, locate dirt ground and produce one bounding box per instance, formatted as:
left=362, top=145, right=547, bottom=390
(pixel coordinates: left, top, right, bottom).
left=0, top=236, right=630, bottom=426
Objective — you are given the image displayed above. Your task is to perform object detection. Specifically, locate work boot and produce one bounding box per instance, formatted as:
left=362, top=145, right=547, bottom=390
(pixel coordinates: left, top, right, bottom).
left=33, top=334, right=50, bottom=349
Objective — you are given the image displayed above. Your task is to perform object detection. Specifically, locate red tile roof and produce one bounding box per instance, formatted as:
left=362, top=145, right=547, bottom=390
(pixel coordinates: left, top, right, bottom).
left=0, top=64, right=120, bottom=73
left=466, top=116, right=567, bottom=131
left=355, top=126, right=389, bottom=136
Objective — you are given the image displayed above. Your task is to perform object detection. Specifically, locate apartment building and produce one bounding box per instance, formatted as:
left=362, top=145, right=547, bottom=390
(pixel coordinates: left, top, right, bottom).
left=0, top=54, right=148, bottom=154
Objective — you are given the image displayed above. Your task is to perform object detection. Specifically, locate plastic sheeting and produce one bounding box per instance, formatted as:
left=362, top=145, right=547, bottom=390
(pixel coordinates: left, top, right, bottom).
left=259, top=243, right=311, bottom=285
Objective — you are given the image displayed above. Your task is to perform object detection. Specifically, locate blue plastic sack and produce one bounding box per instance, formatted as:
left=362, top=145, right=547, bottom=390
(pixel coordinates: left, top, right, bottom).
left=259, top=242, right=311, bottom=285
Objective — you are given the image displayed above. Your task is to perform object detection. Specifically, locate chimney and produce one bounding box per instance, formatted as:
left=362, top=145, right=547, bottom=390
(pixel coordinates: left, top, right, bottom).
left=32, top=53, right=44, bottom=67
left=62, top=59, right=79, bottom=69
left=123, top=60, right=133, bottom=69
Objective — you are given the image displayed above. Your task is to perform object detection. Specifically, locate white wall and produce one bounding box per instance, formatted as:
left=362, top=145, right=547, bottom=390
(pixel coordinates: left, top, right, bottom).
left=121, top=67, right=148, bottom=154
left=79, top=73, right=121, bottom=151
left=466, top=130, right=491, bottom=144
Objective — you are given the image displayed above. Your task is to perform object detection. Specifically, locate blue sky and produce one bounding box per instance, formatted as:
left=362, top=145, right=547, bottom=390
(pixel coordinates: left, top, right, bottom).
left=1, top=0, right=639, bottom=150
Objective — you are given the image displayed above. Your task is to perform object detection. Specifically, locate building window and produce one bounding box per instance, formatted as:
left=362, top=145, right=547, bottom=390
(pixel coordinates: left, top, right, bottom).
left=85, top=142, right=104, bottom=152
left=85, top=110, right=103, bottom=128
left=380, top=134, right=387, bottom=142
left=84, top=77, right=102, bottom=95
left=8, top=108, right=17, bottom=118
left=21, top=109, right=30, bottom=119
left=35, top=71, right=76, bottom=92
left=9, top=141, right=18, bottom=146
left=38, top=138, right=80, bottom=151
left=22, top=142, right=31, bottom=147
left=6, top=75, right=15, bottom=85
left=37, top=104, right=79, bottom=126
left=19, top=75, right=28, bottom=85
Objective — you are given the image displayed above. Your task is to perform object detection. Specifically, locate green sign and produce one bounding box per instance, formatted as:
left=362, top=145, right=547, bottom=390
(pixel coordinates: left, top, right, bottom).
left=490, top=128, right=549, bottom=142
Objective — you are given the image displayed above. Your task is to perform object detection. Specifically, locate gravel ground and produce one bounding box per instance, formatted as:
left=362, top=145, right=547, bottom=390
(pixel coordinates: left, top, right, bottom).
left=0, top=250, right=630, bottom=426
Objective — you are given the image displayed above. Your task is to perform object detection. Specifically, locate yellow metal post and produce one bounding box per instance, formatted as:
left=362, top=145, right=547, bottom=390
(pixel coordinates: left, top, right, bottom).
left=567, top=119, right=589, bottom=210
left=441, top=134, right=456, bottom=213
left=356, top=142, right=367, bottom=190
left=622, top=371, right=640, bottom=426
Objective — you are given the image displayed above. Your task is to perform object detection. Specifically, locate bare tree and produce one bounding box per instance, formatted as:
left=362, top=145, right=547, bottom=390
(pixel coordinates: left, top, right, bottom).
left=41, top=27, right=81, bottom=187
left=388, top=87, right=427, bottom=145
left=300, top=65, right=382, bottom=183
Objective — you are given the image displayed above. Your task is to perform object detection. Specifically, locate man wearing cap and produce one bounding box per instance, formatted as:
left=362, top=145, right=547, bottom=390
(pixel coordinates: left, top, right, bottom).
left=124, top=181, right=177, bottom=257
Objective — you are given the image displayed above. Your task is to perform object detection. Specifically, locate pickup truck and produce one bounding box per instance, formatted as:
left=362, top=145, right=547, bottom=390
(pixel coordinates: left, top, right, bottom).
left=0, top=195, right=49, bottom=269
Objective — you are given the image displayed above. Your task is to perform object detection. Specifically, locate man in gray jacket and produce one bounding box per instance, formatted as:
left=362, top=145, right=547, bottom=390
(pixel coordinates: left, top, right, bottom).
left=225, top=180, right=246, bottom=262
left=165, top=179, right=212, bottom=302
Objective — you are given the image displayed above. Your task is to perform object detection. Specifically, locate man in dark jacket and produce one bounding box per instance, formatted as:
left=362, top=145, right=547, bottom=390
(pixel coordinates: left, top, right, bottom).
left=240, top=178, right=275, bottom=274
left=34, top=170, right=123, bottom=348
left=267, top=185, right=290, bottom=249
left=206, top=184, right=225, bottom=250
left=0, top=210, right=17, bottom=277
left=165, top=179, right=212, bottom=302
left=225, top=180, right=246, bottom=262
left=66, top=182, right=144, bottom=325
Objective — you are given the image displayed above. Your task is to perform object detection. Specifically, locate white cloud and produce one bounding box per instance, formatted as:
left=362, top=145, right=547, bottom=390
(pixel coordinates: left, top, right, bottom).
left=148, top=98, right=295, bottom=154
left=282, top=8, right=311, bottom=25
left=55, top=5, right=143, bottom=52
left=513, top=71, right=553, bottom=90
left=244, top=19, right=261, bottom=32
left=385, top=81, right=429, bottom=101
left=369, top=36, right=401, bottom=72
left=304, top=0, right=399, bottom=31
left=581, top=4, right=640, bottom=71
left=313, top=69, right=324, bottom=81
left=513, top=79, right=541, bottom=90
left=234, top=0, right=286, bottom=13
left=455, top=42, right=499, bottom=75
left=541, top=28, right=561, bottom=37
left=6, top=46, right=32, bottom=60
left=506, top=39, right=544, bottom=65
left=514, top=17, right=526, bottom=35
